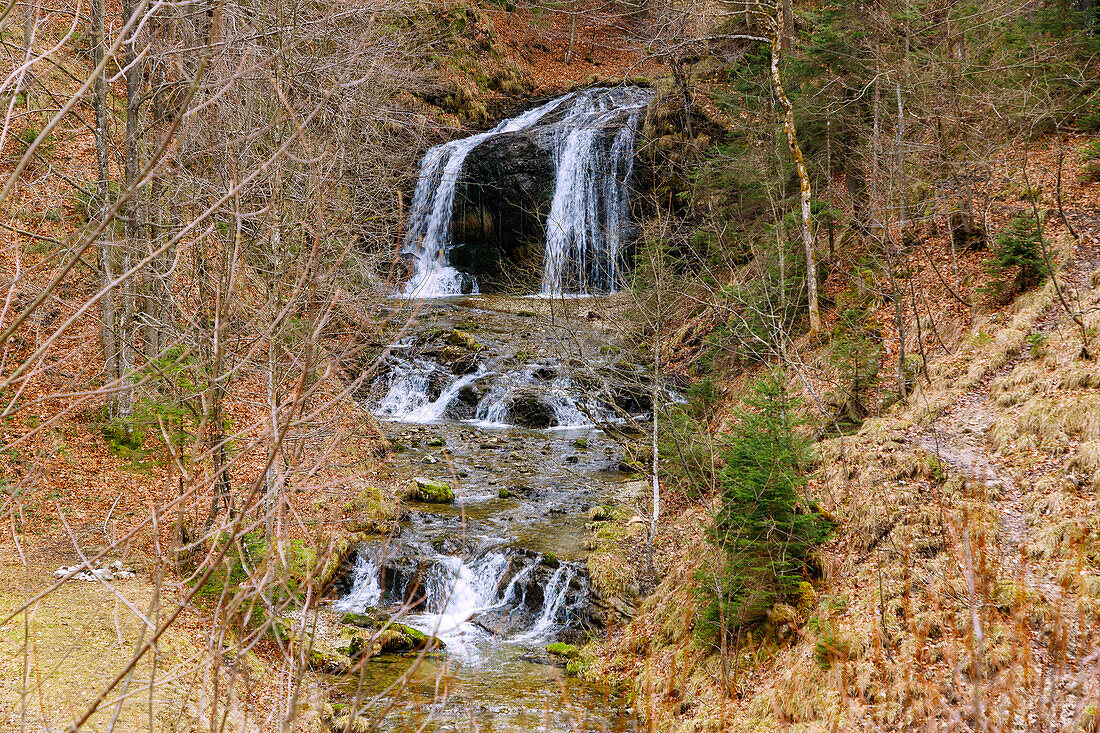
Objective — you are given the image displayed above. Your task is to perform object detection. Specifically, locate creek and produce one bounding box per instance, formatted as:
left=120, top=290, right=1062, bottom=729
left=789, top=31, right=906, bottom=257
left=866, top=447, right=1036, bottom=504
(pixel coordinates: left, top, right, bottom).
left=324, top=86, right=656, bottom=731
left=327, top=294, right=652, bottom=732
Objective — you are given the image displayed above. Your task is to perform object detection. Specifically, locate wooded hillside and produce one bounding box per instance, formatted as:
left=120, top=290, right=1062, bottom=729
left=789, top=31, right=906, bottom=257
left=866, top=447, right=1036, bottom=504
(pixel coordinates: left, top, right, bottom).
left=1, top=0, right=1098, bottom=730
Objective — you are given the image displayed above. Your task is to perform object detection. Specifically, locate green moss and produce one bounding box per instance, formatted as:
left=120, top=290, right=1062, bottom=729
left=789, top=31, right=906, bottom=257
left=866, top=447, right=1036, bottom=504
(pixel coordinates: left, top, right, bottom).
left=587, top=505, right=613, bottom=521
left=406, top=477, right=454, bottom=503
left=341, top=608, right=391, bottom=628
left=546, top=642, right=580, bottom=659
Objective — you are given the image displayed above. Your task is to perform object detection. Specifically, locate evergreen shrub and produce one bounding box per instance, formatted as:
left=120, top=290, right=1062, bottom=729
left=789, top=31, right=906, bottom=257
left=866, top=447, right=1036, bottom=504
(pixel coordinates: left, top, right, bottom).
left=696, top=375, right=830, bottom=641
left=983, top=214, right=1050, bottom=300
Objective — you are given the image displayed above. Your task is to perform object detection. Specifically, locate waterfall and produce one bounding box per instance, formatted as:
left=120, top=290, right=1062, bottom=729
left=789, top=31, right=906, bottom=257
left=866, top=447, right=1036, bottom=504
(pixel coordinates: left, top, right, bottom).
left=539, top=88, right=650, bottom=296
left=401, top=95, right=571, bottom=298
left=400, top=86, right=652, bottom=298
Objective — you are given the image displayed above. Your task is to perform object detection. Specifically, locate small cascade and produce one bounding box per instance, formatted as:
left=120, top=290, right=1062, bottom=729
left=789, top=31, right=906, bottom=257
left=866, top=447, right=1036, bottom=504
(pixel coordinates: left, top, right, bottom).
left=373, top=355, right=623, bottom=429
left=375, top=357, right=486, bottom=424
left=336, top=544, right=588, bottom=662
left=332, top=552, right=380, bottom=612
left=401, top=96, right=571, bottom=298
left=400, top=86, right=653, bottom=298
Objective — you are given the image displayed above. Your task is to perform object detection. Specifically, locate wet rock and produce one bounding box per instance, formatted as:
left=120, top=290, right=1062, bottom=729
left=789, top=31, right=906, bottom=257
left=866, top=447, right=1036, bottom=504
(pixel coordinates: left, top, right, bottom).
left=505, top=389, right=558, bottom=428
left=532, top=365, right=557, bottom=381
left=450, top=130, right=555, bottom=294
left=341, top=608, right=392, bottom=628
left=471, top=607, right=532, bottom=636
left=405, top=477, right=454, bottom=503
left=348, top=623, right=438, bottom=657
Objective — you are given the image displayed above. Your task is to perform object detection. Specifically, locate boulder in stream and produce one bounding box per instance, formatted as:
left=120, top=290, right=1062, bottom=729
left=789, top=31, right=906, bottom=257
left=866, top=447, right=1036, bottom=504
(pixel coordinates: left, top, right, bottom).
left=504, top=389, right=558, bottom=428
left=405, top=477, right=455, bottom=503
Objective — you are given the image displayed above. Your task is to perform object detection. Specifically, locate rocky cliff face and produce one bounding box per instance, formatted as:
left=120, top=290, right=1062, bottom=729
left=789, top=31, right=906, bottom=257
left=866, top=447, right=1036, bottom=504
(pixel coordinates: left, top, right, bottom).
left=450, top=130, right=556, bottom=293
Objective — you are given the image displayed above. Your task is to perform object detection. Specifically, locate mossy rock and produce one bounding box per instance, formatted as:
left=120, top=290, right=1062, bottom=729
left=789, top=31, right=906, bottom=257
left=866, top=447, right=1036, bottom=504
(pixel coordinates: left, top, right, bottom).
left=348, top=623, right=439, bottom=658
left=587, top=505, right=613, bottom=522
left=308, top=647, right=352, bottom=674
left=341, top=608, right=391, bottom=629
left=329, top=714, right=373, bottom=733
left=446, top=329, right=485, bottom=352
left=406, top=477, right=454, bottom=503
left=546, top=642, right=581, bottom=659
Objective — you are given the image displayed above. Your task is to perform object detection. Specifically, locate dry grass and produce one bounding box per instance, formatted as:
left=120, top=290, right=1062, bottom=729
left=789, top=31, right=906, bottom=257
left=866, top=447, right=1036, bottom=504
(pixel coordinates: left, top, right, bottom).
left=1066, top=441, right=1100, bottom=490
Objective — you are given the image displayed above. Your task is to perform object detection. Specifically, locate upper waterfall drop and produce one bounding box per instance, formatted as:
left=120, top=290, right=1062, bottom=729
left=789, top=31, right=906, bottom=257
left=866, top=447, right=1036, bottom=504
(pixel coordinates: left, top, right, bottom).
left=401, top=95, right=572, bottom=298
left=539, top=87, right=651, bottom=296
left=399, top=86, right=653, bottom=298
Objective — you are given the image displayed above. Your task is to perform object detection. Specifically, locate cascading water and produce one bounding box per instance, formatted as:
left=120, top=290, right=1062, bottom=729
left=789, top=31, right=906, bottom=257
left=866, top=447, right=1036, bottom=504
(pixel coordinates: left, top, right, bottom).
left=374, top=356, right=620, bottom=429
left=336, top=544, right=587, bottom=664
left=539, top=88, right=651, bottom=296
left=401, top=96, right=571, bottom=298
left=400, top=86, right=653, bottom=298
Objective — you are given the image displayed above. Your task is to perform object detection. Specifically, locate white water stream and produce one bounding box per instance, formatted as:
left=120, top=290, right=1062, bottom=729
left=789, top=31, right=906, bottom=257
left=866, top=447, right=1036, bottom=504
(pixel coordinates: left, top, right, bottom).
left=335, top=545, right=586, bottom=664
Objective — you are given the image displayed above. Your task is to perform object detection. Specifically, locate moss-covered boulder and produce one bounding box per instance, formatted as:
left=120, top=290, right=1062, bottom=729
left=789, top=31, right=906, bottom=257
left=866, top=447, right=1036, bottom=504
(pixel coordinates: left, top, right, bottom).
left=406, top=477, right=455, bottom=503
left=308, top=646, right=352, bottom=674
left=341, top=608, right=391, bottom=628
left=546, top=642, right=580, bottom=659
left=347, top=622, right=439, bottom=658
left=446, top=329, right=485, bottom=352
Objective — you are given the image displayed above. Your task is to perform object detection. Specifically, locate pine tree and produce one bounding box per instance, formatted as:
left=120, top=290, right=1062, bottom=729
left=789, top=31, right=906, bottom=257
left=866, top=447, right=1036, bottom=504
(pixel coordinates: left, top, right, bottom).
left=984, top=213, right=1051, bottom=299
left=699, top=374, right=829, bottom=639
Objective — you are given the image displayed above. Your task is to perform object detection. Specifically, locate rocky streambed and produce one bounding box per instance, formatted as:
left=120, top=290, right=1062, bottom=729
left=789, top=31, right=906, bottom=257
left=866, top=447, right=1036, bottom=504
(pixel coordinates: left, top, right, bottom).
left=318, top=294, right=659, bottom=733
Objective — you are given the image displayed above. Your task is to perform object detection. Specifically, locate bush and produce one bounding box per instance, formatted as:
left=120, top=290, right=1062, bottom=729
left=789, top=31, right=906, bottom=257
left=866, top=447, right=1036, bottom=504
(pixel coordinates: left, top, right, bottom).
left=696, top=375, right=830, bottom=640
left=983, top=214, right=1050, bottom=300
left=828, top=301, right=883, bottom=429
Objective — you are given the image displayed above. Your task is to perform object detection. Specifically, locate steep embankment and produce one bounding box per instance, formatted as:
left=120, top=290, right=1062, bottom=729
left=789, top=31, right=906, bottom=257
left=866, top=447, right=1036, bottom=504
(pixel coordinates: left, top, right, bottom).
left=585, top=142, right=1100, bottom=730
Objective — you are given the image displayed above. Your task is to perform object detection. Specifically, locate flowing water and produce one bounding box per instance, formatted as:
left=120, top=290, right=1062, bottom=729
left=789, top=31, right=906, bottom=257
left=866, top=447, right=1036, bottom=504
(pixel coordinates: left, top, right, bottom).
left=401, top=86, right=652, bottom=298
left=329, top=295, right=655, bottom=732
left=336, top=87, right=656, bottom=731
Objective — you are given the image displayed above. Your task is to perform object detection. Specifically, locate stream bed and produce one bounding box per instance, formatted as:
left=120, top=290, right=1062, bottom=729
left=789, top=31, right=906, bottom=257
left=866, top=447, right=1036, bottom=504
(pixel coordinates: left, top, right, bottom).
left=327, top=294, right=653, bottom=732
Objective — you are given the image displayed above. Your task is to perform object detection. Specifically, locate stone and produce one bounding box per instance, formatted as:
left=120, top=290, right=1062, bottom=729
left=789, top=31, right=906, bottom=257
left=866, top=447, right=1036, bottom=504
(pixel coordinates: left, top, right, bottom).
left=347, top=623, right=439, bottom=658
left=449, top=131, right=556, bottom=293
left=505, top=389, right=558, bottom=428
left=445, top=329, right=484, bottom=352
left=341, top=608, right=392, bottom=629
left=405, top=477, right=454, bottom=504
left=587, top=505, right=613, bottom=522
left=545, top=642, right=581, bottom=659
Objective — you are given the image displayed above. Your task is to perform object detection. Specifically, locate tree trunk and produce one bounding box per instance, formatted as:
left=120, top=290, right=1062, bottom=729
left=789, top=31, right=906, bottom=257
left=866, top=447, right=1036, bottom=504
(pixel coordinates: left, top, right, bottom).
left=770, top=6, right=820, bottom=334
left=92, top=0, right=120, bottom=418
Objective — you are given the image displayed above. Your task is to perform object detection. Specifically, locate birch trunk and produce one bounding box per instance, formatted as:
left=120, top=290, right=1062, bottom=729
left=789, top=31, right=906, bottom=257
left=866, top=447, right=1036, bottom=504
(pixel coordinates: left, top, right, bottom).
left=770, top=5, right=820, bottom=334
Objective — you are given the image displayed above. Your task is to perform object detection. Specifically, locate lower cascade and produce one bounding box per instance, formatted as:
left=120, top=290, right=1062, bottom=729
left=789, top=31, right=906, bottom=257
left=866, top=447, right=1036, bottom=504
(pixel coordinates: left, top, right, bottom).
left=334, top=543, right=589, bottom=663
left=400, top=86, right=653, bottom=297
left=330, top=297, right=657, bottom=731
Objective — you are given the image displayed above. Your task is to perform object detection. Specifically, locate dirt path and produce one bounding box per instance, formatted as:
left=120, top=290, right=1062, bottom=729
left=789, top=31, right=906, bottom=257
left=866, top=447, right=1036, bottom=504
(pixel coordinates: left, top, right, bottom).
left=907, top=230, right=1100, bottom=648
